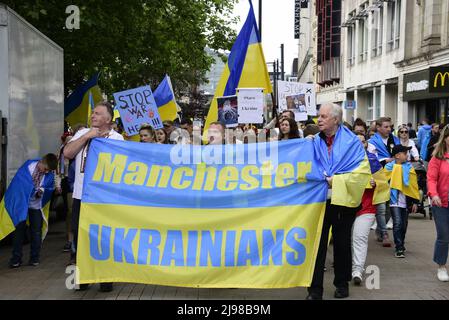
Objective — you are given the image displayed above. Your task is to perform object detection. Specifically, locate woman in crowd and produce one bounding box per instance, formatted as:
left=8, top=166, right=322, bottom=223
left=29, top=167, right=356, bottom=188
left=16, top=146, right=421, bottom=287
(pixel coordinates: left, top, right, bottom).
left=156, top=128, right=170, bottom=144
left=427, top=125, right=449, bottom=282
left=139, top=124, right=156, bottom=143
left=278, top=117, right=300, bottom=141
left=397, top=124, right=420, bottom=161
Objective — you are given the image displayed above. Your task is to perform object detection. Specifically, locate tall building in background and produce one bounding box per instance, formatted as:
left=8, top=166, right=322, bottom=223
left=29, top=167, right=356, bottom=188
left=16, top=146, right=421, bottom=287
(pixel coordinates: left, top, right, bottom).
left=397, top=0, right=449, bottom=126
left=341, top=0, right=404, bottom=125
left=297, top=0, right=315, bottom=83
left=314, top=0, right=346, bottom=110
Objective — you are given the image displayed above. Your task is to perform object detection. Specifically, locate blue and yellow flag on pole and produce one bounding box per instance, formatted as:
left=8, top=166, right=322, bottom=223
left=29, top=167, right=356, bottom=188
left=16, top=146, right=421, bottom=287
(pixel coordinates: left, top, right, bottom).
left=77, top=139, right=330, bottom=288
left=154, top=75, right=179, bottom=122
left=0, top=160, right=54, bottom=241
left=65, top=73, right=103, bottom=127
left=204, top=1, right=272, bottom=137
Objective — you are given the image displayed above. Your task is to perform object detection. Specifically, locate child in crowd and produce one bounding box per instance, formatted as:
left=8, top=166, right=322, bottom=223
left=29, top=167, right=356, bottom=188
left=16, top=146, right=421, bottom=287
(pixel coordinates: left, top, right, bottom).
left=385, top=145, right=420, bottom=258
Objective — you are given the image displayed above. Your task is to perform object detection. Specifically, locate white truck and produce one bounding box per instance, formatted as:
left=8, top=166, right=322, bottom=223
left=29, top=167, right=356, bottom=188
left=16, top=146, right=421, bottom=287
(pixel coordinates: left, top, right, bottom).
left=0, top=4, right=64, bottom=197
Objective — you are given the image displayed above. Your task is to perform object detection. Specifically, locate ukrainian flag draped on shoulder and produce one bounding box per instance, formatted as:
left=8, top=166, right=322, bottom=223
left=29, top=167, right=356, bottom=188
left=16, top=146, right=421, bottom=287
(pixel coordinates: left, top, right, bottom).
left=0, top=160, right=54, bottom=241
left=368, top=133, right=400, bottom=160
left=204, top=0, right=272, bottom=137
left=153, top=75, right=179, bottom=122
left=384, top=161, right=420, bottom=202
left=65, top=73, right=103, bottom=127
left=313, top=125, right=371, bottom=207
left=366, top=152, right=390, bottom=205
left=77, top=139, right=329, bottom=288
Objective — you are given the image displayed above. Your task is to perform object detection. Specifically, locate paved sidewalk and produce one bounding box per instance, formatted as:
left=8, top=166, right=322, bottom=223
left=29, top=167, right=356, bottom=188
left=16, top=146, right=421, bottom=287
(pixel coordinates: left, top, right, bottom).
left=0, top=213, right=448, bottom=300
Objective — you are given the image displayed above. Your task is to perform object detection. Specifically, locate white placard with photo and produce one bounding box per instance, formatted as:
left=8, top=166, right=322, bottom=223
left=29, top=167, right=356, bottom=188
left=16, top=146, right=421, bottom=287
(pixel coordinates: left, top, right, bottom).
left=277, top=81, right=317, bottom=120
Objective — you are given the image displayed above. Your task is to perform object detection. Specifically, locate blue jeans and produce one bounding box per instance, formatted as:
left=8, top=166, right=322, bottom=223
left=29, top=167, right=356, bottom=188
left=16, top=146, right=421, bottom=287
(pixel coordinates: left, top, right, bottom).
left=390, top=206, right=408, bottom=251
left=376, top=202, right=390, bottom=238
left=10, top=208, right=43, bottom=264
left=432, top=206, right=449, bottom=265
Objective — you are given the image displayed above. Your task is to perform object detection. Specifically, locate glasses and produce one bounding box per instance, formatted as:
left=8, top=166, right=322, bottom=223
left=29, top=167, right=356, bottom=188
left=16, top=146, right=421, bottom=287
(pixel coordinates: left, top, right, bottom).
left=399, top=130, right=408, bottom=134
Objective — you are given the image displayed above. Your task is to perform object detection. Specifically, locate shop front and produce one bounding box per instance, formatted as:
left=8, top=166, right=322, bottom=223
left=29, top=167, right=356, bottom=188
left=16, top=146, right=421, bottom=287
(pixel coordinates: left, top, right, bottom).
left=403, top=67, right=449, bottom=125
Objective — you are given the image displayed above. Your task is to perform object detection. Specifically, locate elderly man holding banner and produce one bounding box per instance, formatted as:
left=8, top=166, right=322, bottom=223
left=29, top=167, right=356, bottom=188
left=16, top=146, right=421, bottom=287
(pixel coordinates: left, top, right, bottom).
left=307, top=103, right=371, bottom=300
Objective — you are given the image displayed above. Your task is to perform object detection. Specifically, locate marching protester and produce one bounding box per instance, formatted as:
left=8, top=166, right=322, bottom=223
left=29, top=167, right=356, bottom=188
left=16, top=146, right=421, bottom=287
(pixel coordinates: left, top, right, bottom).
left=63, top=101, right=124, bottom=292
left=278, top=117, right=300, bottom=141
left=303, top=123, right=320, bottom=139
left=397, top=124, right=420, bottom=162
left=407, top=123, right=417, bottom=139
left=307, top=103, right=370, bottom=300
left=57, top=132, right=74, bottom=252
left=417, top=119, right=432, bottom=158
left=427, top=125, right=449, bottom=281
left=155, top=128, right=170, bottom=144
left=206, top=121, right=225, bottom=145
left=353, top=118, right=368, bottom=138
left=385, top=145, right=419, bottom=258
left=4, top=154, right=58, bottom=268
left=426, top=124, right=441, bottom=161
left=351, top=133, right=379, bottom=285
left=368, top=117, right=399, bottom=248
left=139, top=124, right=157, bottom=143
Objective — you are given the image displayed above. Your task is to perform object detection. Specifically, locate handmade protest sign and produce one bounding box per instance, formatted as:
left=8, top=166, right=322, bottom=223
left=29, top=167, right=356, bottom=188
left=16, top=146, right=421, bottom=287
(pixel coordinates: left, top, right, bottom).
left=237, top=88, right=264, bottom=124
left=278, top=81, right=317, bottom=119
left=113, top=86, right=163, bottom=136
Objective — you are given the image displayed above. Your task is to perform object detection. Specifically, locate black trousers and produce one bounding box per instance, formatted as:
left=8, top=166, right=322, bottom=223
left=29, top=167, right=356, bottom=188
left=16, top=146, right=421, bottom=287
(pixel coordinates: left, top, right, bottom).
left=308, top=201, right=357, bottom=296
left=71, top=198, right=81, bottom=259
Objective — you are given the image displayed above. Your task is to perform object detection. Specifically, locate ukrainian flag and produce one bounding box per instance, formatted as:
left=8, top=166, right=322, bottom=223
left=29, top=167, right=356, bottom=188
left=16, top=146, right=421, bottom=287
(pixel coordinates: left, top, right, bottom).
left=313, top=125, right=372, bottom=208
left=366, top=153, right=390, bottom=205
left=153, top=75, right=179, bottom=122
left=384, top=161, right=420, bottom=202
left=204, top=0, right=272, bottom=136
left=65, top=73, right=103, bottom=127
left=0, top=160, right=55, bottom=241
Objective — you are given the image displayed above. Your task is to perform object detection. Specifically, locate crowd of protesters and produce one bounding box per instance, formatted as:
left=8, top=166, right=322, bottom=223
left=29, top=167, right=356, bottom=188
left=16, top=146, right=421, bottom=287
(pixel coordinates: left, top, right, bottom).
left=2, top=100, right=449, bottom=299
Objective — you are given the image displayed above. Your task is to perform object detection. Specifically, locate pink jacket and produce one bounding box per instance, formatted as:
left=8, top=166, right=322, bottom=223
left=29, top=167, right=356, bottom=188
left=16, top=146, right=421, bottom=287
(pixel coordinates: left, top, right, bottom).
left=427, top=153, right=449, bottom=208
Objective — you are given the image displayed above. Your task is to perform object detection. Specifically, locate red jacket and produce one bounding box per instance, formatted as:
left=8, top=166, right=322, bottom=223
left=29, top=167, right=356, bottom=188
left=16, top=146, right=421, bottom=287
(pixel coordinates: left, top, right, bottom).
left=427, top=153, right=449, bottom=208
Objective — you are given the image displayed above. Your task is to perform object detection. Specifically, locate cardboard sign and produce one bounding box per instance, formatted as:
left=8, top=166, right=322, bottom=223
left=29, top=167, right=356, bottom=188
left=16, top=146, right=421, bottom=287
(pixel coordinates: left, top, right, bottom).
left=237, top=88, right=264, bottom=124
left=278, top=81, right=317, bottom=119
left=113, top=86, right=163, bottom=136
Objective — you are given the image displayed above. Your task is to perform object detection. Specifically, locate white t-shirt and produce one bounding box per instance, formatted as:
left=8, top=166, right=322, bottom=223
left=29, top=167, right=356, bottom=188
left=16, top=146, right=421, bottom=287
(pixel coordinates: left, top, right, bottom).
left=71, top=128, right=124, bottom=200
left=402, top=139, right=420, bottom=161
left=28, top=161, right=45, bottom=210
left=390, top=191, right=407, bottom=209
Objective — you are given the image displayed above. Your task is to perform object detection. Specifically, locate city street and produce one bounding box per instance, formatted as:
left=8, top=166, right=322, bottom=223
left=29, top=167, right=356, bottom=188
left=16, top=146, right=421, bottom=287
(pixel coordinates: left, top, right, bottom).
left=0, top=212, right=447, bottom=300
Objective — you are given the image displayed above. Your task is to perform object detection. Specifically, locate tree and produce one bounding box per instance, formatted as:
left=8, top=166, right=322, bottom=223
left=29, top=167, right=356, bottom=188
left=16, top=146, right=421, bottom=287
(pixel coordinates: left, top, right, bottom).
left=4, top=0, right=237, bottom=97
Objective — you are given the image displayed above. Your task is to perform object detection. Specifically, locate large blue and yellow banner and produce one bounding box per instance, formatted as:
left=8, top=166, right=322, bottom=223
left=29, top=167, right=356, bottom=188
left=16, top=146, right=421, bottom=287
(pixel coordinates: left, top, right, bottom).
left=77, top=138, right=330, bottom=288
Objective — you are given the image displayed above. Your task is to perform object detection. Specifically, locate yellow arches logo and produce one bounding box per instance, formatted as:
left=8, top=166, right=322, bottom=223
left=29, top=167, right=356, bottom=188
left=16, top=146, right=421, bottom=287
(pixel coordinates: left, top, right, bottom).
left=430, top=67, right=449, bottom=93
left=433, top=72, right=449, bottom=88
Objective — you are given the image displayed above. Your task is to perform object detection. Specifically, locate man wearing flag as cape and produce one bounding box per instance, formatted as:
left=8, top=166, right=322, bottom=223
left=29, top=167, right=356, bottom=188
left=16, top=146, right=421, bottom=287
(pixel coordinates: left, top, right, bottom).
left=0, top=154, right=58, bottom=268
left=307, top=103, right=371, bottom=300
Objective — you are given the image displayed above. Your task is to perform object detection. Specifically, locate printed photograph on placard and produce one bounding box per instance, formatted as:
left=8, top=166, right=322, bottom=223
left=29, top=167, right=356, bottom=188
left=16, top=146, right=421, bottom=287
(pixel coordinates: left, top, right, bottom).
left=286, top=94, right=306, bottom=113
left=217, top=95, right=238, bottom=128
left=286, top=94, right=307, bottom=121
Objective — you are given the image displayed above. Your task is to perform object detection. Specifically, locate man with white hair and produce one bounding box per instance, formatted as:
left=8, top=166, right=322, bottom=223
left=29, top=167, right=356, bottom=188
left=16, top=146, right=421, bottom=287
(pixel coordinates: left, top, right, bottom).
left=307, top=103, right=370, bottom=300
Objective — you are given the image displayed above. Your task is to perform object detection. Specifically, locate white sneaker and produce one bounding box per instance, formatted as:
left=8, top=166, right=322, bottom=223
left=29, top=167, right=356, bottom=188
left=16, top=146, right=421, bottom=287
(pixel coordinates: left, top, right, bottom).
left=370, top=222, right=377, bottom=230
left=386, top=219, right=393, bottom=230
left=352, top=271, right=363, bottom=285
left=437, top=267, right=449, bottom=282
